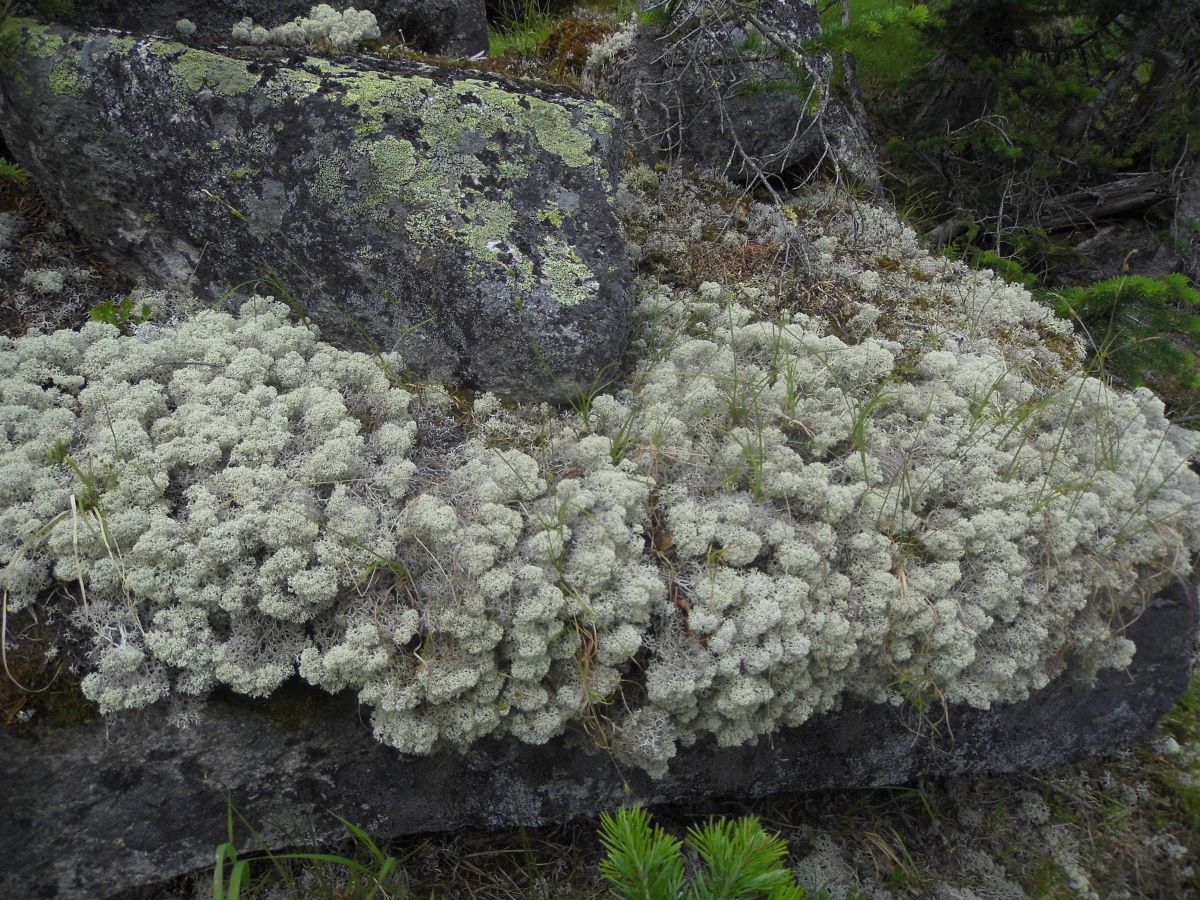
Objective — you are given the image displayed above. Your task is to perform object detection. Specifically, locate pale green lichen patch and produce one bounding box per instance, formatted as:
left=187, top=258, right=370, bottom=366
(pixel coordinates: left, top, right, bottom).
left=455, top=200, right=519, bottom=260
left=539, top=238, right=599, bottom=307
left=49, top=61, right=86, bottom=96
left=313, top=151, right=367, bottom=217
left=538, top=204, right=565, bottom=227
left=325, top=67, right=609, bottom=300
left=339, top=71, right=435, bottom=136
left=272, top=66, right=324, bottom=100
left=365, top=136, right=420, bottom=197
left=518, top=97, right=602, bottom=169
left=353, top=128, right=524, bottom=273
left=170, top=47, right=260, bottom=97
left=320, top=62, right=605, bottom=170
left=102, top=34, right=138, bottom=56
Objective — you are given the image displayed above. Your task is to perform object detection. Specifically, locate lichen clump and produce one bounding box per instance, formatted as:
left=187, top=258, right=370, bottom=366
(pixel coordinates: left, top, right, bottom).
left=2, top=195, right=1198, bottom=776
left=231, top=4, right=381, bottom=51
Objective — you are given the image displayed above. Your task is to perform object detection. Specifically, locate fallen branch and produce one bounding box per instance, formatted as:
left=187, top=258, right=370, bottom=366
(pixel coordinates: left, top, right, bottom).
left=1037, top=173, right=1171, bottom=231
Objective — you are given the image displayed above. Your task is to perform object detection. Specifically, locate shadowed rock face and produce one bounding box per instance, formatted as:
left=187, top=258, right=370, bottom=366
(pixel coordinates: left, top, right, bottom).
left=35, top=0, right=489, bottom=57
left=599, top=0, right=877, bottom=186
left=0, top=22, right=632, bottom=399
left=1, top=582, right=1194, bottom=900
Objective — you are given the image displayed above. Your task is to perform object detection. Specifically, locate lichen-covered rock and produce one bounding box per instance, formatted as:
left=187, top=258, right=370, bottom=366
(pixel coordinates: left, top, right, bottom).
left=44, top=0, right=489, bottom=57
left=0, top=21, right=631, bottom=399
left=587, top=0, right=878, bottom=185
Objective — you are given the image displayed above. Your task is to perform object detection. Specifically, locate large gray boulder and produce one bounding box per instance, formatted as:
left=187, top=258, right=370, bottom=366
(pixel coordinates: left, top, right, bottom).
left=27, top=0, right=489, bottom=57
left=590, top=0, right=878, bottom=186
left=1, top=581, right=1195, bottom=899
left=0, top=22, right=631, bottom=399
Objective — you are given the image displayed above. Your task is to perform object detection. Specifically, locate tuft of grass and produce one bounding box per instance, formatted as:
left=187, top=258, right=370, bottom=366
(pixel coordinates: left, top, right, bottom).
left=213, top=801, right=409, bottom=900
left=488, top=0, right=558, bottom=59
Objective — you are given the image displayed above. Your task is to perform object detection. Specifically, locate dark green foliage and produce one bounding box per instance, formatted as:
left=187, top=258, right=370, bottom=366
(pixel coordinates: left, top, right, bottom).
left=858, top=0, right=1200, bottom=276
left=599, top=806, right=686, bottom=899
left=598, top=805, right=808, bottom=899
left=29, top=0, right=73, bottom=17
left=807, top=3, right=931, bottom=56
left=0, top=1, right=21, bottom=66
left=685, top=816, right=806, bottom=900
left=1053, top=274, right=1200, bottom=401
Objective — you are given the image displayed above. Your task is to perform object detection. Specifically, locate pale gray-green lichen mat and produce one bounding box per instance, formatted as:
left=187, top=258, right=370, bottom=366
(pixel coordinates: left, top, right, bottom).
left=2, top=183, right=1199, bottom=777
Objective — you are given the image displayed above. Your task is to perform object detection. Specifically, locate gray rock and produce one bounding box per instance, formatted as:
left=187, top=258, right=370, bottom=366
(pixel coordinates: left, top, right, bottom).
left=0, top=22, right=631, bottom=399
left=2, top=580, right=1194, bottom=900
left=595, top=0, right=878, bottom=186
left=34, top=0, right=489, bottom=57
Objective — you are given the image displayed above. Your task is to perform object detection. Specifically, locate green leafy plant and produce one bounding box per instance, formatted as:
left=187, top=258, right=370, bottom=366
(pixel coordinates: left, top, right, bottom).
left=89, top=297, right=153, bottom=333
left=599, top=805, right=808, bottom=899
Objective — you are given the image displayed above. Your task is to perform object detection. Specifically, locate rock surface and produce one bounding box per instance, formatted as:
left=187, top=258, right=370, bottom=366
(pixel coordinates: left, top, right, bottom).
left=593, top=0, right=878, bottom=185
left=41, top=0, right=489, bottom=57
left=2, top=580, right=1194, bottom=900
left=0, top=22, right=631, bottom=399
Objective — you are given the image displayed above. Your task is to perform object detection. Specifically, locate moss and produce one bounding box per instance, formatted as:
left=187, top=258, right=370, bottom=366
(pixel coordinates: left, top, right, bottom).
left=253, top=678, right=328, bottom=731
left=537, top=16, right=614, bottom=78
left=0, top=612, right=97, bottom=732
left=171, top=47, right=259, bottom=97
